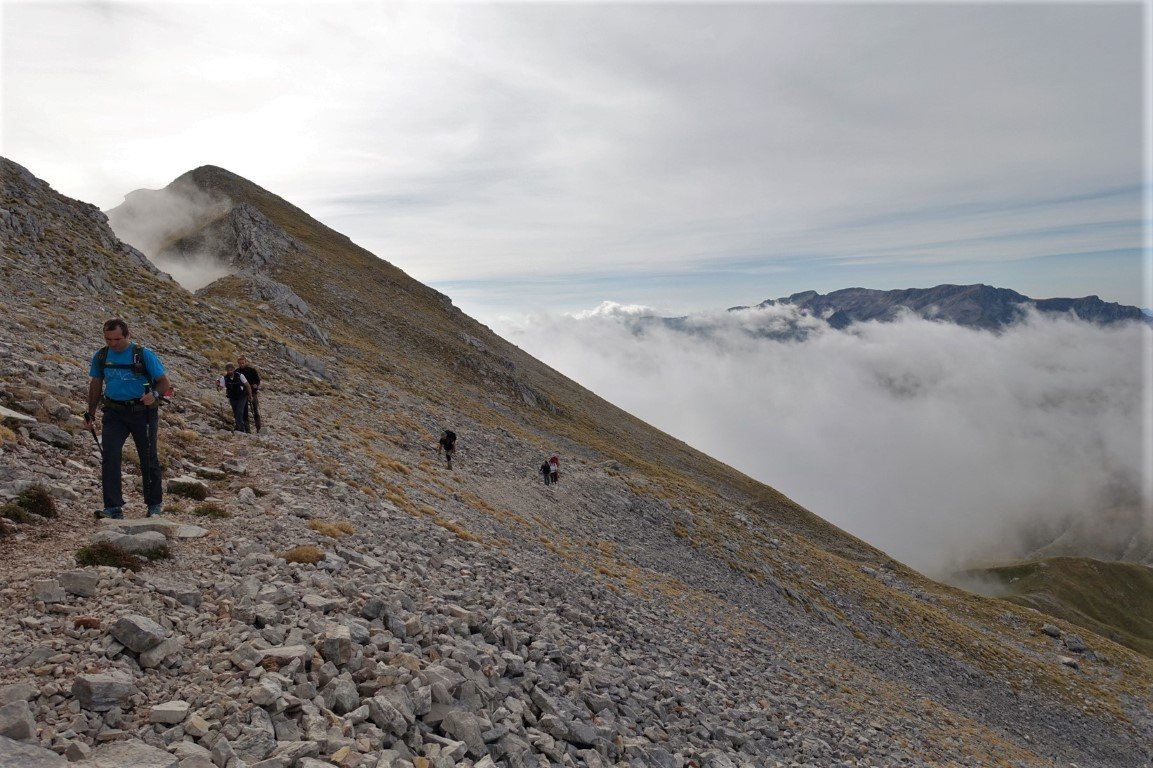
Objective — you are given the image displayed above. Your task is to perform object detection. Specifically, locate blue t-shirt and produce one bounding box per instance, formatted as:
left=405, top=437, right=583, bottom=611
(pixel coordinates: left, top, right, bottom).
left=89, top=346, right=165, bottom=401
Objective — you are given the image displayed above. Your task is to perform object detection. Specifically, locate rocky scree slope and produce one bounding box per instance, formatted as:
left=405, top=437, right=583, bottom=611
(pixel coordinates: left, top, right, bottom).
left=1, top=157, right=1151, bottom=767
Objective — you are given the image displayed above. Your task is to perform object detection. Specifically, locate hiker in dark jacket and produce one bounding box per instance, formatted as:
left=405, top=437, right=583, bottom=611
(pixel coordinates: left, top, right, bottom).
left=216, top=363, right=253, bottom=433
left=540, top=460, right=552, bottom=485
left=437, top=430, right=456, bottom=469
left=84, top=318, right=172, bottom=519
left=236, top=355, right=262, bottom=432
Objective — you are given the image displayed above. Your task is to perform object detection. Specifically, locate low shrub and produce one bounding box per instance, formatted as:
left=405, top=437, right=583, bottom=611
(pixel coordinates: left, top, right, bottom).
left=281, top=545, right=324, bottom=565
left=307, top=519, right=356, bottom=538
left=17, top=485, right=57, bottom=518
left=191, top=502, right=230, bottom=519
left=75, top=542, right=143, bottom=571
left=0, top=503, right=34, bottom=524
left=169, top=480, right=209, bottom=501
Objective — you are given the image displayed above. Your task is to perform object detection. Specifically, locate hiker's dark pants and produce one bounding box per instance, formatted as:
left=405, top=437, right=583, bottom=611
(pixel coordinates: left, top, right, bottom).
left=101, top=405, right=162, bottom=509
left=246, top=388, right=261, bottom=431
left=229, top=395, right=250, bottom=433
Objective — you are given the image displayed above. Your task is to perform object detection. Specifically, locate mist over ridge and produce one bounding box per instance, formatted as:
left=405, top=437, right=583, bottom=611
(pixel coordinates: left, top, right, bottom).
left=502, top=300, right=1152, bottom=575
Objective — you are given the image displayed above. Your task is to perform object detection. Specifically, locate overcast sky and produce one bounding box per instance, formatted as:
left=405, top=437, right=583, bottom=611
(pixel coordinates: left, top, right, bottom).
left=2, top=1, right=1147, bottom=323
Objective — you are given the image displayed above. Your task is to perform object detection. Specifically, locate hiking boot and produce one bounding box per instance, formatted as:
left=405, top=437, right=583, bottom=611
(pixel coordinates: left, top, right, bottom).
left=146, top=504, right=163, bottom=518
left=99, top=507, right=124, bottom=519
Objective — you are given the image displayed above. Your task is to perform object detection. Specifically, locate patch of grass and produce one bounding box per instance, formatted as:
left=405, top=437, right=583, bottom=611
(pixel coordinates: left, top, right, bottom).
left=191, top=502, right=230, bottom=519
left=281, top=545, right=325, bottom=564
left=75, top=542, right=144, bottom=571
left=16, top=485, right=57, bottom=518
left=431, top=516, right=480, bottom=542
left=168, top=480, right=209, bottom=500
left=0, top=425, right=17, bottom=444
left=307, top=519, right=356, bottom=538
left=968, top=557, right=1153, bottom=660
left=0, top=503, right=35, bottom=524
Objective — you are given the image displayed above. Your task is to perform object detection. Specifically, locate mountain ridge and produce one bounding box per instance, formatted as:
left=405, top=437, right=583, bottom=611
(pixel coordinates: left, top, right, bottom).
left=745, top=283, right=1148, bottom=330
left=2, top=157, right=1151, bottom=767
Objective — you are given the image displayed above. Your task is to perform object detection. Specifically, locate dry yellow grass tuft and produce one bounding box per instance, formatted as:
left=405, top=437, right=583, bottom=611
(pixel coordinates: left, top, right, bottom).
left=306, top=519, right=356, bottom=538
left=281, top=545, right=325, bottom=564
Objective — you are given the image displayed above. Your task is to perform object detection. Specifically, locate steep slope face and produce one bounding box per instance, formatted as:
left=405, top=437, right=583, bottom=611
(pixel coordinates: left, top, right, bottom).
left=1, top=157, right=1151, bottom=767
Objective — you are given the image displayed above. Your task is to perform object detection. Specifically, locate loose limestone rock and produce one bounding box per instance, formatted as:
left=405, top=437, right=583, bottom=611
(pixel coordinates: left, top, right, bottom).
left=71, top=672, right=134, bottom=712
left=110, top=614, right=168, bottom=653
left=0, top=701, right=34, bottom=741
left=148, top=700, right=190, bottom=725
left=0, top=734, right=67, bottom=767
left=59, top=569, right=100, bottom=597
left=82, top=739, right=180, bottom=768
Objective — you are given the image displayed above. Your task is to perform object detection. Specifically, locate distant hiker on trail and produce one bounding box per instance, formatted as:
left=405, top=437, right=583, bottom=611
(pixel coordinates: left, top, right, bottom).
left=236, top=355, right=262, bottom=432
left=437, top=430, right=456, bottom=469
left=84, top=318, right=172, bottom=519
left=549, top=455, right=560, bottom=484
left=539, top=460, right=552, bottom=485
left=217, top=363, right=253, bottom=433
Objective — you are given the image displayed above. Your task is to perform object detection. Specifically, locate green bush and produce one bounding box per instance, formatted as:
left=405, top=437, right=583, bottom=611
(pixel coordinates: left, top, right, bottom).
left=75, top=542, right=143, bottom=571
left=16, top=485, right=56, bottom=518
left=169, top=480, right=208, bottom=501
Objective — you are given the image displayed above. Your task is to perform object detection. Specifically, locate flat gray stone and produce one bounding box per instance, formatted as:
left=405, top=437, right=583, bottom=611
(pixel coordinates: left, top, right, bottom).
left=83, top=739, right=179, bottom=768
left=0, top=405, right=36, bottom=425
left=31, top=579, right=66, bottom=603
left=72, top=672, right=134, bottom=712
left=139, top=636, right=184, bottom=669
left=0, top=734, right=66, bottom=767
left=0, top=683, right=36, bottom=707
left=149, top=700, right=190, bottom=725
left=147, top=578, right=201, bottom=607
left=29, top=424, right=72, bottom=448
left=0, top=701, right=34, bottom=741
left=92, top=528, right=168, bottom=554
left=258, top=645, right=312, bottom=667
left=59, top=569, right=100, bottom=598
left=111, top=614, right=168, bottom=653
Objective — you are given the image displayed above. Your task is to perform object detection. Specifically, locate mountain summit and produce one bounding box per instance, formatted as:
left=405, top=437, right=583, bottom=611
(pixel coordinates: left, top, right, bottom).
left=1, top=157, right=1150, bottom=766
left=749, top=284, right=1148, bottom=330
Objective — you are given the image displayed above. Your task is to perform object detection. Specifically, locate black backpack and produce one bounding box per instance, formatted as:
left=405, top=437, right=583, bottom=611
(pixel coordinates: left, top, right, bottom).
left=224, top=372, right=246, bottom=399
left=442, top=430, right=457, bottom=449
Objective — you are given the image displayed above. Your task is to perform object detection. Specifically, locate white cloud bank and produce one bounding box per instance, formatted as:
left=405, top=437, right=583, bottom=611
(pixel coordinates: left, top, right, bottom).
left=502, top=307, right=1151, bottom=575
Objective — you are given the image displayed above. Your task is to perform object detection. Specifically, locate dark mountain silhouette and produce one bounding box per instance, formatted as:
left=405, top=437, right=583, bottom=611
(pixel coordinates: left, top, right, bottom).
left=746, top=284, right=1148, bottom=330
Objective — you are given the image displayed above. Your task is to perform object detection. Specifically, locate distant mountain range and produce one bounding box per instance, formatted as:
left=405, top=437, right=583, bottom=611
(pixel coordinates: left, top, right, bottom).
left=627, top=284, right=1149, bottom=342
left=739, top=284, right=1149, bottom=330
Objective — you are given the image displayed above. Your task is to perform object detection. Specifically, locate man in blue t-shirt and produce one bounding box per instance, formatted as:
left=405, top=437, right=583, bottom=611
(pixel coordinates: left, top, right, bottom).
left=83, top=318, right=172, bottom=519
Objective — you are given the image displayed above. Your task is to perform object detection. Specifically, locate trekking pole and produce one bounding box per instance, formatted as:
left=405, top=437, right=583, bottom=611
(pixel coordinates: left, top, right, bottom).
left=87, top=422, right=103, bottom=460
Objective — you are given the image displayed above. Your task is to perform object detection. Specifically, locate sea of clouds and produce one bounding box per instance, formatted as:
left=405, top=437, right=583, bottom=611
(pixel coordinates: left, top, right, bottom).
left=502, top=302, right=1151, bottom=575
